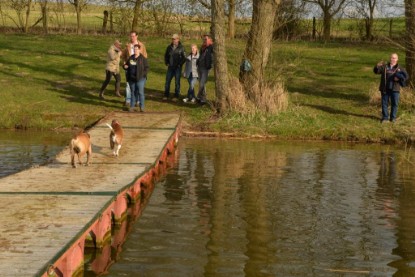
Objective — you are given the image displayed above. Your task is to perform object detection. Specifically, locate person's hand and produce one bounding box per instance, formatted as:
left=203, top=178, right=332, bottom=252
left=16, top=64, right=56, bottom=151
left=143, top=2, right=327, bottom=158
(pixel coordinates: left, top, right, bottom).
left=377, top=61, right=384, bottom=67
left=394, top=77, right=399, bottom=81
left=123, top=64, right=128, bottom=69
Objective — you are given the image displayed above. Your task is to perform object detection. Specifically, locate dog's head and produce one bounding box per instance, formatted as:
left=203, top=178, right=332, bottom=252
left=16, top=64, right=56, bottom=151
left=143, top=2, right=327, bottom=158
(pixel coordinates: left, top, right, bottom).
left=111, top=119, right=121, bottom=129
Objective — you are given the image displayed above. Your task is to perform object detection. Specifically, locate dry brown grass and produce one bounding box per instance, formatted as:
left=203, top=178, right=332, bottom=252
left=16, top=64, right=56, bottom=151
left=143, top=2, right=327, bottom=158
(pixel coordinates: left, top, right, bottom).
left=369, top=82, right=415, bottom=109
left=227, top=77, right=289, bottom=115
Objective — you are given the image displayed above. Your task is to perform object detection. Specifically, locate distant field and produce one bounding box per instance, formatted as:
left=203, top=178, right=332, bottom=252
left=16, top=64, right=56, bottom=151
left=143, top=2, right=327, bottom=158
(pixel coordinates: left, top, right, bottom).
left=0, top=3, right=406, bottom=40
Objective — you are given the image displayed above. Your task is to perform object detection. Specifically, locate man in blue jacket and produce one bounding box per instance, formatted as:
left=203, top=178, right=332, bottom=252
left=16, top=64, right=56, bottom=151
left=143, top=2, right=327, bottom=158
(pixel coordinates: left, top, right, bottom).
left=374, top=53, right=408, bottom=123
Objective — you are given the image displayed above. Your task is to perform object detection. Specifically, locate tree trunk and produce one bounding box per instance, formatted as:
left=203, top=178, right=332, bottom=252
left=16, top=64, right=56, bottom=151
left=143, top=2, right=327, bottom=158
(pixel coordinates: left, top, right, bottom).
left=72, top=0, right=82, bottom=34
left=227, top=0, right=235, bottom=39
left=76, top=6, right=82, bottom=34
left=41, top=0, right=48, bottom=34
left=365, top=17, right=371, bottom=40
left=132, top=0, right=142, bottom=32
left=322, top=9, right=331, bottom=41
left=240, top=0, right=278, bottom=101
left=405, top=0, right=415, bottom=87
left=110, top=11, right=113, bottom=33
left=24, top=0, right=32, bottom=33
left=212, top=0, right=230, bottom=113
left=102, top=10, right=108, bottom=34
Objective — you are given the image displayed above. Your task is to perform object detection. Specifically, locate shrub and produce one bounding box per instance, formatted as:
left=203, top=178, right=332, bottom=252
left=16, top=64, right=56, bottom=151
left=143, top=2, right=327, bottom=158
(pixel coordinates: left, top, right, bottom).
left=228, top=77, right=289, bottom=115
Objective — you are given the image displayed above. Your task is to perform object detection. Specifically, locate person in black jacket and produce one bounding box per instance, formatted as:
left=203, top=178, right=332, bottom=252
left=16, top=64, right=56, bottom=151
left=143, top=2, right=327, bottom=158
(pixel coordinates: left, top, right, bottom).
left=123, top=44, right=149, bottom=112
left=196, top=34, right=214, bottom=104
left=373, top=53, right=408, bottom=123
left=163, top=34, right=186, bottom=101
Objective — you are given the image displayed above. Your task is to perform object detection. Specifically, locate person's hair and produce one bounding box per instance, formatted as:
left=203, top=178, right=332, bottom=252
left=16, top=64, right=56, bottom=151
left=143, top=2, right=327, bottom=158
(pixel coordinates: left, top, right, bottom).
left=134, top=44, right=141, bottom=49
left=130, top=31, right=138, bottom=36
left=191, top=44, right=198, bottom=53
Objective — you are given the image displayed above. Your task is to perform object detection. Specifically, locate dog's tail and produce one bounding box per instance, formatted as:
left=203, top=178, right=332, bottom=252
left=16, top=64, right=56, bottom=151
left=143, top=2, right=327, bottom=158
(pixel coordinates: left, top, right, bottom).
left=106, top=123, right=114, bottom=131
left=70, top=137, right=81, bottom=154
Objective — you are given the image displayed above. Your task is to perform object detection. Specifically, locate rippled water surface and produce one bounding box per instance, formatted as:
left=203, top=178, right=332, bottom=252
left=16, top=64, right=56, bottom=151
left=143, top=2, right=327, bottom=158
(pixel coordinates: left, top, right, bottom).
left=0, top=130, right=70, bottom=178
left=2, top=133, right=415, bottom=276
left=104, top=138, right=415, bottom=276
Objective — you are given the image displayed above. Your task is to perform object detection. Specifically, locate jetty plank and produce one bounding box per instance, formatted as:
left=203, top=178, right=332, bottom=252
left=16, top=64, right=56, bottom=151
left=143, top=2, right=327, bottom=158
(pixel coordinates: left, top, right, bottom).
left=0, top=112, right=181, bottom=276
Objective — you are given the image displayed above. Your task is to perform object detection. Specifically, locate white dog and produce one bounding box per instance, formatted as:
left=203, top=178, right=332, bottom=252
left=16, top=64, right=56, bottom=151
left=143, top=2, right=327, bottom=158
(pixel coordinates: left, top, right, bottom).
left=106, top=119, right=124, bottom=156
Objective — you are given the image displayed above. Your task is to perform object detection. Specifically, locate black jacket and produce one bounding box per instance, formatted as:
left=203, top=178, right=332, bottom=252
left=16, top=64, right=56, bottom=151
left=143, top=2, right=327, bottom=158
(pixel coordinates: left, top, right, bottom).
left=126, top=54, right=149, bottom=82
left=374, top=63, right=407, bottom=93
left=164, top=42, right=186, bottom=68
left=197, top=44, right=214, bottom=70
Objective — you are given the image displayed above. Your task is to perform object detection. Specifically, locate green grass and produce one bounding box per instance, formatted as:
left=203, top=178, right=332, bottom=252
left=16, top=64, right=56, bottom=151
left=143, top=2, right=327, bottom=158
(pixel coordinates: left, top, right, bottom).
left=0, top=33, right=414, bottom=143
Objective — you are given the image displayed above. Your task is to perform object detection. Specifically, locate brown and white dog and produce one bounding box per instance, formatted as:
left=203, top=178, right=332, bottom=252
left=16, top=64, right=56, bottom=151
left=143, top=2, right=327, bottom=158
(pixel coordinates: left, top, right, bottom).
left=69, top=132, right=92, bottom=168
left=106, top=119, right=124, bottom=156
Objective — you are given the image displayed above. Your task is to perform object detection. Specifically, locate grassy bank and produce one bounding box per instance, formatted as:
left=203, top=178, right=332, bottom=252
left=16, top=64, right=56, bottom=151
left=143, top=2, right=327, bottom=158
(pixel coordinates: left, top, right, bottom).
left=0, top=33, right=414, bottom=143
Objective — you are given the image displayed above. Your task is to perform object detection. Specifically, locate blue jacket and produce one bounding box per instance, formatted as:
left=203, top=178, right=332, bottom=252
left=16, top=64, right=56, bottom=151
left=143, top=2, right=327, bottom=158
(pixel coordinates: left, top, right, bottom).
left=374, top=63, right=408, bottom=92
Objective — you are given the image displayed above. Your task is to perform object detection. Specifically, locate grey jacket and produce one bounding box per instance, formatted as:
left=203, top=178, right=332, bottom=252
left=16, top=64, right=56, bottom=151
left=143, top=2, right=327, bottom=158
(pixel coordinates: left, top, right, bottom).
left=183, top=53, right=200, bottom=78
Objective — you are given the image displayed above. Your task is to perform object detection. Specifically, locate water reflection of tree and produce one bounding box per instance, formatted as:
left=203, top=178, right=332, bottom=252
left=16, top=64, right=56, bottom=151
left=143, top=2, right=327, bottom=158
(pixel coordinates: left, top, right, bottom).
left=188, top=139, right=288, bottom=275
left=379, top=151, right=415, bottom=276
left=167, top=139, right=415, bottom=275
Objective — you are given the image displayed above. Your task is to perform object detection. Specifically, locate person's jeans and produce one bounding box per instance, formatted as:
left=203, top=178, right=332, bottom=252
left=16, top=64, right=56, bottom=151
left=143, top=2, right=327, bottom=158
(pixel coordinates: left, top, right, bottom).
left=381, top=91, right=400, bottom=121
left=129, top=78, right=146, bottom=109
left=164, top=66, right=181, bottom=98
left=100, top=70, right=121, bottom=94
left=187, top=74, right=198, bottom=99
left=125, top=72, right=131, bottom=104
left=196, top=68, right=210, bottom=102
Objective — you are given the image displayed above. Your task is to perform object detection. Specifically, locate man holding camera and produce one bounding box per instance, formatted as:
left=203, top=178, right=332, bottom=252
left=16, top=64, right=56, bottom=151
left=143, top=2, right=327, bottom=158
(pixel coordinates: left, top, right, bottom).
left=374, top=53, right=408, bottom=123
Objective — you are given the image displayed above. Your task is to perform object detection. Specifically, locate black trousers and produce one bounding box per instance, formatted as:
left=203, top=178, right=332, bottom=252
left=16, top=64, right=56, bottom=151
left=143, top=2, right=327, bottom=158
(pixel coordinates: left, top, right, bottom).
left=100, top=70, right=121, bottom=93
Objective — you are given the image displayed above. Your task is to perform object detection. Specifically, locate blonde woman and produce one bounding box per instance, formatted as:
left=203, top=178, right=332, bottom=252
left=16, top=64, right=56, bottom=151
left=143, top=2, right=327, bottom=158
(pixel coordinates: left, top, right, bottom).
left=183, top=44, right=200, bottom=103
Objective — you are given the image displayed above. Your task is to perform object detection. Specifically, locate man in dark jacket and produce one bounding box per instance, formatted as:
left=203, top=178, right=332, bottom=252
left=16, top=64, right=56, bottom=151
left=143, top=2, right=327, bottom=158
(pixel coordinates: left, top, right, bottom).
left=196, top=34, right=214, bottom=104
left=163, top=34, right=186, bottom=101
left=374, top=53, right=408, bottom=123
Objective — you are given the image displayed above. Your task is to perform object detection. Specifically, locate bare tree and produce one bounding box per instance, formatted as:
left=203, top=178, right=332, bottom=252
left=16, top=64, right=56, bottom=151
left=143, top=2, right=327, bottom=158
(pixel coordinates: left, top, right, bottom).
left=346, top=0, right=377, bottom=40
left=51, top=0, right=66, bottom=31
left=39, top=0, right=48, bottom=34
left=239, top=0, right=279, bottom=101
left=227, top=0, right=235, bottom=38
left=273, top=0, right=307, bottom=40
left=132, top=0, right=143, bottom=31
left=212, top=0, right=230, bottom=113
left=144, top=0, right=174, bottom=35
left=67, top=0, right=89, bottom=34
left=405, top=0, right=415, bottom=86
left=192, top=0, right=241, bottom=39
left=305, top=0, right=348, bottom=40
left=3, top=0, right=32, bottom=32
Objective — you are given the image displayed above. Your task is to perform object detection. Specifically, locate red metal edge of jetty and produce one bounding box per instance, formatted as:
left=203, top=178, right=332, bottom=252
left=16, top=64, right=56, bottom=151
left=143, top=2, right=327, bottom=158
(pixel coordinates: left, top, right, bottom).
left=37, top=113, right=182, bottom=277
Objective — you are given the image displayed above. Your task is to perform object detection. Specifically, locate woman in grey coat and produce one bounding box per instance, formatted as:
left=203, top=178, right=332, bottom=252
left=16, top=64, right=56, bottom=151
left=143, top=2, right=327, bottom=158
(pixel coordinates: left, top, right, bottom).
left=183, top=44, right=200, bottom=103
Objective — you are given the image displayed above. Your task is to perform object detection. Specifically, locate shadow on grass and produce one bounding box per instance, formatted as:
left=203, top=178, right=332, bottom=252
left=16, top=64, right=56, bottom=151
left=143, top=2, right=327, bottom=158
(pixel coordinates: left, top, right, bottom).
left=290, top=87, right=370, bottom=105
left=145, top=88, right=204, bottom=110
left=304, top=104, right=379, bottom=121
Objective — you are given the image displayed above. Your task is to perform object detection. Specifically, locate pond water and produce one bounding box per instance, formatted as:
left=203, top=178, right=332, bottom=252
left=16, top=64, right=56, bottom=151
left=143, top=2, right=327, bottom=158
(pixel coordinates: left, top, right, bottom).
left=103, top=138, right=415, bottom=276
left=0, top=130, right=70, bottom=178
left=2, top=132, right=415, bottom=276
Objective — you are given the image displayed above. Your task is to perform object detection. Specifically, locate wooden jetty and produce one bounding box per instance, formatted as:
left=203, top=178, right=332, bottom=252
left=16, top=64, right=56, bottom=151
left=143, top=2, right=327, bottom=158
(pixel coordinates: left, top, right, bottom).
left=0, top=111, right=181, bottom=276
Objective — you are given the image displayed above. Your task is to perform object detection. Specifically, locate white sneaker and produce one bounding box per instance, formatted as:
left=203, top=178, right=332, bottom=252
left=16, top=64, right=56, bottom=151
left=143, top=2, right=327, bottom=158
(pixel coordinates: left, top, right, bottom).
left=183, top=98, right=189, bottom=103
left=190, top=98, right=196, bottom=103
